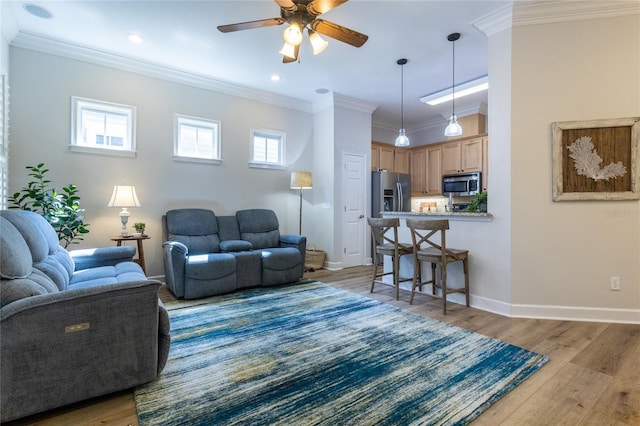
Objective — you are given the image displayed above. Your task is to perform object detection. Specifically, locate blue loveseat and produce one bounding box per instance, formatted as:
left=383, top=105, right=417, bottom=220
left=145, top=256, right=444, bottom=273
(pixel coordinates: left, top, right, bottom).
left=162, top=208, right=306, bottom=299
left=0, top=209, right=170, bottom=422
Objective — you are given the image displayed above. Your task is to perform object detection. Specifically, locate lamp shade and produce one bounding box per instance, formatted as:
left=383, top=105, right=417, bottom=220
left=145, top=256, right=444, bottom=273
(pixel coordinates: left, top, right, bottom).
left=290, top=172, right=313, bottom=189
left=107, top=185, right=141, bottom=207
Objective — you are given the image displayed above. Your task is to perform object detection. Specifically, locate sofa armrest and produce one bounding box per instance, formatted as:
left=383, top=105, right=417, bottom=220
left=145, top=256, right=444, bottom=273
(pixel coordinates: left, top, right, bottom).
left=162, top=241, right=188, bottom=298
left=280, top=234, right=307, bottom=253
left=70, top=246, right=137, bottom=271
left=0, top=280, right=166, bottom=422
left=220, top=240, right=253, bottom=252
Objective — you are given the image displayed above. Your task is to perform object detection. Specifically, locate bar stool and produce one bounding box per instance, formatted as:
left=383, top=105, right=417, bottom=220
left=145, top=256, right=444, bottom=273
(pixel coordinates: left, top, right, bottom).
left=406, top=218, right=469, bottom=314
left=367, top=217, right=414, bottom=300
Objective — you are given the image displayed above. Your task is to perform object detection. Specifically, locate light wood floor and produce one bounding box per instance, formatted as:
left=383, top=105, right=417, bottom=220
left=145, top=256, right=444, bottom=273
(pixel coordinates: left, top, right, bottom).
left=7, top=266, right=639, bottom=425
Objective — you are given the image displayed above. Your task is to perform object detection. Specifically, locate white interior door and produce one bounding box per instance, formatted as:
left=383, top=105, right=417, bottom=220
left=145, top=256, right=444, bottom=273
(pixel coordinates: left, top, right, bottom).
left=342, top=152, right=366, bottom=268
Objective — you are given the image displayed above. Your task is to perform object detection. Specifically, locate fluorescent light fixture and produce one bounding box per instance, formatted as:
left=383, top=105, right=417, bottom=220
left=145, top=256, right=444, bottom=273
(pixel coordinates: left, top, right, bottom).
left=420, top=76, right=488, bottom=106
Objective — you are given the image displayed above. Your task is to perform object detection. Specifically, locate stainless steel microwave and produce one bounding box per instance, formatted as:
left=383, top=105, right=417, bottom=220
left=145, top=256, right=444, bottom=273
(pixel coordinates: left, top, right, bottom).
left=442, top=172, right=482, bottom=196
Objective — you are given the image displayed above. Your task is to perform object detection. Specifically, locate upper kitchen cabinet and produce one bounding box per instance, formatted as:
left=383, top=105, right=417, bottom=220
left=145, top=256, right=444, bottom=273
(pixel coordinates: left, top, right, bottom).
left=371, top=142, right=409, bottom=173
left=441, top=136, right=485, bottom=175
left=411, top=145, right=442, bottom=196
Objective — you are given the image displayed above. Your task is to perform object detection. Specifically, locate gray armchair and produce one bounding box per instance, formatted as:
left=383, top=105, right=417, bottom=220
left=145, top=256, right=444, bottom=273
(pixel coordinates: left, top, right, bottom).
left=0, top=210, right=170, bottom=422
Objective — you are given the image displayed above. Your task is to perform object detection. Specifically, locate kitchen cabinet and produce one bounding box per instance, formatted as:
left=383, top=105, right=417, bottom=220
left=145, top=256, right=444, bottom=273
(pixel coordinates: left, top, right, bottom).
left=441, top=136, right=484, bottom=175
left=371, top=142, right=408, bottom=173
left=394, top=150, right=409, bottom=174
left=426, top=145, right=442, bottom=194
left=410, top=148, right=426, bottom=194
left=410, top=145, right=442, bottom=195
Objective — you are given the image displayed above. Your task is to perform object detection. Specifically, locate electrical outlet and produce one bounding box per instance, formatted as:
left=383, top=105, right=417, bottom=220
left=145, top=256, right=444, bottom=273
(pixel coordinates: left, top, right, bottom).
left=610, top=276, right=620, bottom=291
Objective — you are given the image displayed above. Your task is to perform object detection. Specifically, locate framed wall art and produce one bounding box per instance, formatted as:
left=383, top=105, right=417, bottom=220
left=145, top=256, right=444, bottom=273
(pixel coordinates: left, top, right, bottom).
left=552, top=117, right=639, bottom=201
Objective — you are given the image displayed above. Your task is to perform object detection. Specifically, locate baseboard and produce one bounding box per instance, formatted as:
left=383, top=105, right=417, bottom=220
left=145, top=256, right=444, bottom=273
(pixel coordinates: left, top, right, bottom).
left=510, top=303, right=640, bottom=324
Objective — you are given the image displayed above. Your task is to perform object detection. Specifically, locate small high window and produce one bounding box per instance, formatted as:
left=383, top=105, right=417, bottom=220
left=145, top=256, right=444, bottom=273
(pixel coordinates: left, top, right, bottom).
left=70, top=97, right=136, bottom=156
left=250, top=128, right=285, bottom=169
left=174, top=115, right=221, bottom=164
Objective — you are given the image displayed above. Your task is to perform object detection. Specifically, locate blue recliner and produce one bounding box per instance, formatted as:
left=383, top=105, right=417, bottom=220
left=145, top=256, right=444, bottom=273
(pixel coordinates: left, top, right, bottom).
left=0, top=210, right=170, bottom=422
left=162, top=208, right=306, bottom=299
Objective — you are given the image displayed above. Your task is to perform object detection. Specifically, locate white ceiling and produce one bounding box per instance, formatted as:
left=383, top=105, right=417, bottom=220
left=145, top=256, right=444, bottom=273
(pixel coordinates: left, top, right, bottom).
left=2, top=0, right=510, bottom=135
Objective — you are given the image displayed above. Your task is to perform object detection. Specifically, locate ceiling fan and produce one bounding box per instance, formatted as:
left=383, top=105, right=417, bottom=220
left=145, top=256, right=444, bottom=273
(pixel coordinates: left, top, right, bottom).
left=217, top=0, right=368, bottom=63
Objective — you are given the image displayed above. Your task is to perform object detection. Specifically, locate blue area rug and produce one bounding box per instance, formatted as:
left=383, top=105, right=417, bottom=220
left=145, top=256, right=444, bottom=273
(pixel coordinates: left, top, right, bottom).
left=135, top=281, right=548, bottom=425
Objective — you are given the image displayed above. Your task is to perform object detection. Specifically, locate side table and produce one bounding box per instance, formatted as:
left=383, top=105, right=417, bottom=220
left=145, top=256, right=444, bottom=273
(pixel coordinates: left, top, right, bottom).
left=110, top=235, right=150, bottom=274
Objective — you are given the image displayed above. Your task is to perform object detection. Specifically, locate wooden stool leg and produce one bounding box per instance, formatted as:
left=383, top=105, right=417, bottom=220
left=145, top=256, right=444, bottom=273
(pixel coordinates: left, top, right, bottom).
left=464, top=258, right=470, bottom=307
left=441, top=262, right=448, bottom=315
left=370, top=253, right=378, bottom=293
left=393, top=255, right=400, bottom=301
left=410, top=255, right=419, bottom=305
left=431, top=263, right=437, bottom=295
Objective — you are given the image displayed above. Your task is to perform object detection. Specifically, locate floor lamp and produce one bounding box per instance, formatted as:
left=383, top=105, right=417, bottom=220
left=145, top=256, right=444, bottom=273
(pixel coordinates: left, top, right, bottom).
left=290, top=172, right=312, bottom=235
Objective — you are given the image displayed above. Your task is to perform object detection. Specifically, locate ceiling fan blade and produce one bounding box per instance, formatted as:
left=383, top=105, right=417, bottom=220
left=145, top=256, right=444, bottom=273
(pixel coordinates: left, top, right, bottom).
left=217, top=18, right=285, bottom=33
left=311, top=19, right=368, bottom=47
left=274, top=0, right=297, bottom=13
left=283, top=44, right=300, bottom=63
left=307, top=0, right=348, bottom=16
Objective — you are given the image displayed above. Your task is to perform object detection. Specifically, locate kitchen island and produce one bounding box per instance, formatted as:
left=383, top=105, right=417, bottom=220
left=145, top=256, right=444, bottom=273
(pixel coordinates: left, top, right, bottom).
left=378, top=210, right=496, bottom=311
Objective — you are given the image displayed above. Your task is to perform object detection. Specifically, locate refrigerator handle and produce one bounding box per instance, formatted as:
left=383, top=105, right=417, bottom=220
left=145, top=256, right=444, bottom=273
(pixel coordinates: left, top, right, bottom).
left=397, top=182, right=402, bottom=211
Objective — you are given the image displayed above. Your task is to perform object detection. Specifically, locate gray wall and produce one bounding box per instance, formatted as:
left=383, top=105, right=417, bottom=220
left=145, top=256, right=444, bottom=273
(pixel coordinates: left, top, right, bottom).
left=8, top=48, right=315, bottom=278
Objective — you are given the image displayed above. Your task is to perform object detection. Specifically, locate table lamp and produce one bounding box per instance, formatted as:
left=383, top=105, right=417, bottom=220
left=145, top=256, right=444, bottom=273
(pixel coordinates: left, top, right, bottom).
left=107, top=185, right=141, bottom=236
left=290, top=171, right=312, bottom=235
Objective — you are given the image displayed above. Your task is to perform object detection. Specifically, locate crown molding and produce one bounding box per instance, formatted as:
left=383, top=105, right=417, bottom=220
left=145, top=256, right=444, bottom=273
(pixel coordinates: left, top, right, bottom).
left=10, top=31, right=314, bottom=113
left=513, top=0, right=640, bottom=27
left=473, top=3, right=514, bottom=36
left=312, top=92, right=378, bottom=115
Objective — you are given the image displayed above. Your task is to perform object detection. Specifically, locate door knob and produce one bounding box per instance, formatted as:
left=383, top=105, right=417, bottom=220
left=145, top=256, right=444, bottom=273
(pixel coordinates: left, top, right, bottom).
left=359, top=214, right=364, bottom=219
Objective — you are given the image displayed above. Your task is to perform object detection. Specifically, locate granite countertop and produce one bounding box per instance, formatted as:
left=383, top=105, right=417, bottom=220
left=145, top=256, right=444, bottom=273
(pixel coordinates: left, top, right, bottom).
left=381, top=211, right=494, bottom=221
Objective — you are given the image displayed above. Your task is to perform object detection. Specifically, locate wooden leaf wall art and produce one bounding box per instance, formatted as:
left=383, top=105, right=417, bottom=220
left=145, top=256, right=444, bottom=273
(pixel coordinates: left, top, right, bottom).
left=552, top=117, right=639, bottom=201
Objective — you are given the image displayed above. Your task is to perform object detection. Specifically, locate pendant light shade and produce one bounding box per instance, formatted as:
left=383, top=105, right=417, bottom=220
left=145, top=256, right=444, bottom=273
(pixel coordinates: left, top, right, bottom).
left=444, top=32, right=463, bottom=137
left=395, top=58, right=410, bottom=147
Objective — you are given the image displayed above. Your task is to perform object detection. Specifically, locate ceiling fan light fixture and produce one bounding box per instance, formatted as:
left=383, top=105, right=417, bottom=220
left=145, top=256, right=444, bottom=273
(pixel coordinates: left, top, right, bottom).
left=444, top=115, right=463, bottom=137
left=279, top=41, right=297, bottom=59
left=283, top=23, right=303, bottom=46
left=309, top=30, right=328, bottom=55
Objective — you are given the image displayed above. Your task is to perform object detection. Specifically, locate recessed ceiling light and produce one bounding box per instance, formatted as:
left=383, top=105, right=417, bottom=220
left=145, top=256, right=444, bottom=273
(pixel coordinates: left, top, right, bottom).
left=270, top=74, right=281, bottom=82
left=315, top=88, right=330, bottom=94
left=127, top=34, right=144, bottom=44
left=23, top=3, right=53, bottom=19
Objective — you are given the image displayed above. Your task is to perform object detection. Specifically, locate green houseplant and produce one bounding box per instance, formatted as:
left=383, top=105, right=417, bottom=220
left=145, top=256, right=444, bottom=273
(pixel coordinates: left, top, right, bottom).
left=8, top=163, right=90, bottom=247
left=464, top=191, right=488, bottom=212
left=133, top=222, right=146, bottom=234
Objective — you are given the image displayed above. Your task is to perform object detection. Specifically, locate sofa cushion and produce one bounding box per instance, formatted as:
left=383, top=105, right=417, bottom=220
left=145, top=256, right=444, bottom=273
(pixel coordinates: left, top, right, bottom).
left=236, top=209, right=280, bottom=249
left=0, top=211, right=74, bottom=290
left=1, top=269, right=59, bottom=308
left=0, top=216, right=32, bottom=279
left=69, top=262, right=146, bottom=288
left=165, top=209, right=220, bottom=254
left=216, top=216, right=241, bottom=241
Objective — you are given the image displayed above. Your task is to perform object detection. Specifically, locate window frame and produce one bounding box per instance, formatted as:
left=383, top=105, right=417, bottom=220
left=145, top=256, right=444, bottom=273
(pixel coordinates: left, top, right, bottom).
left=173, top=114, right=222, bottom=164
left=249, top=128, right=286, bottom=170
left=70, top=96, right=136, bottom=157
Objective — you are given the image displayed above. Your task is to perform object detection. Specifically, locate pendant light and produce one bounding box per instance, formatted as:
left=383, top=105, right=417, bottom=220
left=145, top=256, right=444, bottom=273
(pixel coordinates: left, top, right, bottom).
left=395, top=58, right=410, bottom=147
left=444, top=32, right=463, bottom=137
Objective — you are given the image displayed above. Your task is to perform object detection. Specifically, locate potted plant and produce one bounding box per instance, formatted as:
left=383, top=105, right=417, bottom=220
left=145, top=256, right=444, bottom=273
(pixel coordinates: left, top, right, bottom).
left=133, top=222, right=146, bottom=235
left=464, top=192, right=488, bottom=212
left=8, top=163, right=89, bottom=247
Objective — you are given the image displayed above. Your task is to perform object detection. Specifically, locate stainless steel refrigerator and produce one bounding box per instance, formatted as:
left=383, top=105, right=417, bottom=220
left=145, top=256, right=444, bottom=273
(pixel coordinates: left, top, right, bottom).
left=372, top=171, right=411, bottom=217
